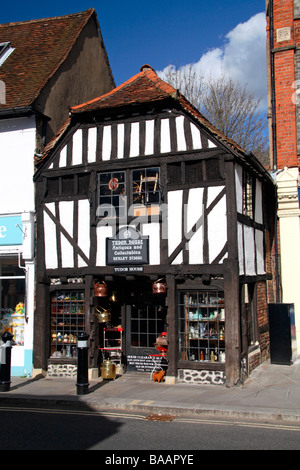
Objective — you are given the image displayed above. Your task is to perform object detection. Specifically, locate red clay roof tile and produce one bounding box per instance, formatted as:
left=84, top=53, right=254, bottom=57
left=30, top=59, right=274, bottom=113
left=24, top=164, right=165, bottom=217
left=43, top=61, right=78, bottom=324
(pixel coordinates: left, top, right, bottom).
left=0, top=8, right=95, bottom=109
left=71, top=64, right=244, bottom=153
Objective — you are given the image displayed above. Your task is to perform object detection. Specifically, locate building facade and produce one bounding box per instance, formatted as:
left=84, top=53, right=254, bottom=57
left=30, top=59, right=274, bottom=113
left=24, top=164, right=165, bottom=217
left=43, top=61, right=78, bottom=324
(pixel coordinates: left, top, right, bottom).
left=0, top=9, right=115, bottom=376
left=33, top=66, right=276, bottom=386
left=266, top=0, right=300, bottom=354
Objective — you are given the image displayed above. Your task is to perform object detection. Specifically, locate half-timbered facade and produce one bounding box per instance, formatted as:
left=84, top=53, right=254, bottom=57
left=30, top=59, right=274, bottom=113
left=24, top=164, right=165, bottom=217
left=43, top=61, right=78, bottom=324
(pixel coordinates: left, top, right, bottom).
left=34, top=65, right=276, bottom=386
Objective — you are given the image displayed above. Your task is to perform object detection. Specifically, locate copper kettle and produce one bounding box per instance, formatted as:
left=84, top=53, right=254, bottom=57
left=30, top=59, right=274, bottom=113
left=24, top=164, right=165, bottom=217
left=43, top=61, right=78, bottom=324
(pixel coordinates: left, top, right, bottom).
left=94, top=280, right=108, bottom=297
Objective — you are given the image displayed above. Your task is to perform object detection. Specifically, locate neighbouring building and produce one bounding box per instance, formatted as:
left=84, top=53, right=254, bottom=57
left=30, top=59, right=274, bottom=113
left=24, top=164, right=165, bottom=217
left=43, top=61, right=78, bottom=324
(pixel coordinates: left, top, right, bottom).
left=33, top=65, right=277, bottom=386
left=0, top=8, right=115, bottom=376
left=266, top=0, right=300, bottom=354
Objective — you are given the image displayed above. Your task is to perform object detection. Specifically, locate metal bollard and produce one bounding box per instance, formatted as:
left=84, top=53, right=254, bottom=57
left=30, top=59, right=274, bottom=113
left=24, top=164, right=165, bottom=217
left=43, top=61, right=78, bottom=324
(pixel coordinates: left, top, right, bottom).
left=76, top=331, right=89, bottom=395
left=0, top=331, right=14, bottom=392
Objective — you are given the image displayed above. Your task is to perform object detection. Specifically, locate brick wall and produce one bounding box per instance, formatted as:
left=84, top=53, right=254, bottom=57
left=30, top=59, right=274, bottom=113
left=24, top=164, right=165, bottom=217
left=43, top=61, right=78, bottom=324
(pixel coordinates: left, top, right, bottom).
left=257, top=281, right=270, bottom=361
left=267, top=0, right=300, bottom=169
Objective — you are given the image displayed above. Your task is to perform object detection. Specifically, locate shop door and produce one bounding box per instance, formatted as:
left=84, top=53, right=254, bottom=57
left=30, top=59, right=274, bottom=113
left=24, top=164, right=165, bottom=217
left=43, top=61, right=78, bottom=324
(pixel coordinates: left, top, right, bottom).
left=125, top=300, right=167, bottom=372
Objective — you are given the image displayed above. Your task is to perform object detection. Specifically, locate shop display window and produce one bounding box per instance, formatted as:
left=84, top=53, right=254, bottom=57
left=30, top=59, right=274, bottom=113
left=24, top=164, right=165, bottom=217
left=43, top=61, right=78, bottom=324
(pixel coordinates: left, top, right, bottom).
left=179, top=291, right=225, bottom=363
left=0, top=257, right=25, bottom=345
left=50, top=290, right=85, bottom=358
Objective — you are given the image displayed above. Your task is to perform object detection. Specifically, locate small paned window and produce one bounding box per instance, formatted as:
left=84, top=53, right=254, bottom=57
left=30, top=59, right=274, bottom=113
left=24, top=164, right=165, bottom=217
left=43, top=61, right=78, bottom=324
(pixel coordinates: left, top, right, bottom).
left=97, top=171, right=126, bottom=218
left=243, top=172, right=254, bottom=218
left=132, top=167, right=160, bottom=216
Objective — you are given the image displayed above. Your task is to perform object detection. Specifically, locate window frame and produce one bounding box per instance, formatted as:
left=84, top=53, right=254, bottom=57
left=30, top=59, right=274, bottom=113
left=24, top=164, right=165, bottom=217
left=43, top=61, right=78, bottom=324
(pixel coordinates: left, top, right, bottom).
left=97, top=166, right=161, bottom=220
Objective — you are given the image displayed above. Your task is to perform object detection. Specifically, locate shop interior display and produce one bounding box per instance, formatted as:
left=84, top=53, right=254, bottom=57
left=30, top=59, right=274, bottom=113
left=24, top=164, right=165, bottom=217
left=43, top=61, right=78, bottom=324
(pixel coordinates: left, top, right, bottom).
left=50, top=290, right=85, bottom=358
left=179, top=291, right=225, bottom=363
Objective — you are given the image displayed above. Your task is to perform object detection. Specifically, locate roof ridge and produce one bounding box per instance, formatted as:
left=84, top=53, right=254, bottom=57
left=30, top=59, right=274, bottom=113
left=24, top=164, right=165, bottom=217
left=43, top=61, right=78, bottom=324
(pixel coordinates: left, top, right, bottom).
left=71, top=65, right=175, bottom=113
left=0, top=8, right=94, bottom=28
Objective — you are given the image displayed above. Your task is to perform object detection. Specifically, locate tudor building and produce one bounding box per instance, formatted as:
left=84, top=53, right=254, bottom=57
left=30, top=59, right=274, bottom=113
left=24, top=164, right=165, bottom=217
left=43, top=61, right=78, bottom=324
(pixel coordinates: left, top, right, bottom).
left=33, top=66, right=277, bottom=386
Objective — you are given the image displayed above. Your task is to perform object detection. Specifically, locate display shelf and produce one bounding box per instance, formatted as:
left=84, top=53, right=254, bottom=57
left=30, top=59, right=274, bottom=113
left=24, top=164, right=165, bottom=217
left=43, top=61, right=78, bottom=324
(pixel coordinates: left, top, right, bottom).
left=179, top=291, right=226, bottom=363
left=99, top=326, right=123, bottom=371
left=50, top=290, right=85, bottom=358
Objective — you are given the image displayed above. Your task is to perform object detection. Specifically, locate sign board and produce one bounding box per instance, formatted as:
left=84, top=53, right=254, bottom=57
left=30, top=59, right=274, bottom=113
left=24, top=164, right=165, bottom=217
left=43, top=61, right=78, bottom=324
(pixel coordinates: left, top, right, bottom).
left=126, top=354, right=164, bottom=372
left=106, top=226, right=149, bottom=266
left=0, top=216, right=23, bottom=246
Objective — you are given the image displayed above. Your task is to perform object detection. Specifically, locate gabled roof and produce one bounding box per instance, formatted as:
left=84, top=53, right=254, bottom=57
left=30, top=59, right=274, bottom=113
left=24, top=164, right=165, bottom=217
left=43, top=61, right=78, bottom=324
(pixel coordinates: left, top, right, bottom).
left=70, top=64, right=244, bottom=154
left=0, top=8, right=96, bottom=109
left=37, top=65, right=273, bottom=186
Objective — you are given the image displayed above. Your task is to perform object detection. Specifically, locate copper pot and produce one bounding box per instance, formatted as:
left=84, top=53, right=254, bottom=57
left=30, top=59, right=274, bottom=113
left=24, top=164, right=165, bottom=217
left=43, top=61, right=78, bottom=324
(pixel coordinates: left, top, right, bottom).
left=152, top=279, right=167, bottom=294
left=94, top=280, right=108, bottom=297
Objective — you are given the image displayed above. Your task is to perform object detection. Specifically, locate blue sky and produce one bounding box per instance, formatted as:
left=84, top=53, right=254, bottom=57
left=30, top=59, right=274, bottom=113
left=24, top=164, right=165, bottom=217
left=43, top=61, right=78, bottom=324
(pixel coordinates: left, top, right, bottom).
left=1, top=1, right=267, bottom=105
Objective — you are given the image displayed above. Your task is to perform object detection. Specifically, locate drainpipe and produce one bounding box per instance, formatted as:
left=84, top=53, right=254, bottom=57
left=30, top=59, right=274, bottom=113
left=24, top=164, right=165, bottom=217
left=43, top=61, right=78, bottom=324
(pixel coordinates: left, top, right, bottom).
left=270, top=0, right=277, bottom=171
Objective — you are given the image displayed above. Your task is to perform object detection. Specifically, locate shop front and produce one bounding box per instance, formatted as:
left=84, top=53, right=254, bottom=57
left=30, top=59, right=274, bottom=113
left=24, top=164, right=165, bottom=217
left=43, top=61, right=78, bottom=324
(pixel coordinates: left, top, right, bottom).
left=33, top=66, right=276, bottom=386
left=0, top=212, right=35, bottom=376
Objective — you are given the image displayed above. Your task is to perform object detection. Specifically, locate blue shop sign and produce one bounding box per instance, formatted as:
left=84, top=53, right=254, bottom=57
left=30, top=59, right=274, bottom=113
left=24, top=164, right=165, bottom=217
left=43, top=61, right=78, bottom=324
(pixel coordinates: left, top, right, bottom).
left=0, top=216, right=23, bottom=246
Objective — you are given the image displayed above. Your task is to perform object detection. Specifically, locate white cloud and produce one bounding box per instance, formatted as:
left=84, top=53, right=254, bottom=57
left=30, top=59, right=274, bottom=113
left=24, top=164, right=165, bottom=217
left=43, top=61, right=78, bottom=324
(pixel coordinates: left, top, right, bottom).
left=159, top=12, right=267, bottom=111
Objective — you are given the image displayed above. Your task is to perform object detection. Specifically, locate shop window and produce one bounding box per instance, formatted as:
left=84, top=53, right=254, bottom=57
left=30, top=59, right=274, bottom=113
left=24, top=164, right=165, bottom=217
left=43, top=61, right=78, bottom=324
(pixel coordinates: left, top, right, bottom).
left=97, top=171, right=126, bottom=218
left=0, top=256, right=25, bottom=346
left=178, top=290, right=225, bottom=363
left=132, top=167, right=160, bottom=216
left=50, top=290, right=85, bottom=358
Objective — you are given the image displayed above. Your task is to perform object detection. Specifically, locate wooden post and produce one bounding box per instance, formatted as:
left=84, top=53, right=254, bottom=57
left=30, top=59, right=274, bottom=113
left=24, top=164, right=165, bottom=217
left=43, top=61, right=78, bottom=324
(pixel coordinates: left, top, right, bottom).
left=165, top=274, right=177, bottom=383
left=224, top=258, right=241, bottom=387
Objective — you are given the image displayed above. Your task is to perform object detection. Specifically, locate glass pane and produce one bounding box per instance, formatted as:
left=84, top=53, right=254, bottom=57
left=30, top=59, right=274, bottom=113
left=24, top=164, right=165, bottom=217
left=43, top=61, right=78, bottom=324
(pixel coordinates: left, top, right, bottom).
left=50, top=290, right=85, bottom=358
left=0, top=257, right=26, bottom=346
left=178, top=290, right=225, bottom=363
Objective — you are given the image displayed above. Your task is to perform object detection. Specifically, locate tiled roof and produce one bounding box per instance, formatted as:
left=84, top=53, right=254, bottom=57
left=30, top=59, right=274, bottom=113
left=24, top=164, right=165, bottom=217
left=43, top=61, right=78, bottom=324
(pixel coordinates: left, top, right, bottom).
left=71, top=65, right=244, bottom=154
left=0, top=8, right=95, bottom=109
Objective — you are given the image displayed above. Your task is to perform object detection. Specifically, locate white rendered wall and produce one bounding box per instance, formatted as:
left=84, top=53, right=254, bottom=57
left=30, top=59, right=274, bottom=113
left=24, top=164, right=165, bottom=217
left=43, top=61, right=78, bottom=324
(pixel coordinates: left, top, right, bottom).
left=0, top=116, right=35, bottom=213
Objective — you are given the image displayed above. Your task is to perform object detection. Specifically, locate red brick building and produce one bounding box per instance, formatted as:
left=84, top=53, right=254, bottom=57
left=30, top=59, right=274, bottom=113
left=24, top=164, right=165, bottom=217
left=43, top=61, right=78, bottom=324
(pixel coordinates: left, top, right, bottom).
left=266, top=0, right=300, bottom=357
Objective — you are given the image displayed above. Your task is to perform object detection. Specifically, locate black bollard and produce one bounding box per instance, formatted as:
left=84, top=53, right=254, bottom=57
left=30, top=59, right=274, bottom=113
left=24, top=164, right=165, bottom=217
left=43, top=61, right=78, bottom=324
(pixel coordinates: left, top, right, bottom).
left=76, top=331, right=89, bottom=395
left=0, top=331, right=13, bottom=392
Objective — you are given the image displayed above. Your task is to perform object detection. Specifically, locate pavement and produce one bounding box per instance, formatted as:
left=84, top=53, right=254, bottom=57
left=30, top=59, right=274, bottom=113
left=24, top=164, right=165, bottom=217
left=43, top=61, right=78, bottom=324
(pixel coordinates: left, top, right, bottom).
left=1, top=359, right=300, bottom=423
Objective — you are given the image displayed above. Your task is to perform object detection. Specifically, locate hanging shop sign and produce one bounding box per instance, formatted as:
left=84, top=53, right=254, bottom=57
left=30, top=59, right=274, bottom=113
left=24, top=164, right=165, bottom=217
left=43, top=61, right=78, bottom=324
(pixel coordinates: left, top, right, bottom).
left=106, top=226, right=149, bottom=266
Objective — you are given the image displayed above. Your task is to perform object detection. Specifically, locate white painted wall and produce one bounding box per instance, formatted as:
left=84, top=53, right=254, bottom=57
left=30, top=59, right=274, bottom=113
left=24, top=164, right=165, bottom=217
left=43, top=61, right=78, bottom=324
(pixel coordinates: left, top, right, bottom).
left=0, top=116, right=36, bottom=375
left=0, top=116, right=35, bottom=213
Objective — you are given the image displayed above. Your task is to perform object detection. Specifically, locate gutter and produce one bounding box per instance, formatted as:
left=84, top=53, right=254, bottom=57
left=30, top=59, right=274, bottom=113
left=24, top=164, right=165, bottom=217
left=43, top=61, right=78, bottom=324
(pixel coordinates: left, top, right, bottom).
left=0, top=106, right=34, bottom=119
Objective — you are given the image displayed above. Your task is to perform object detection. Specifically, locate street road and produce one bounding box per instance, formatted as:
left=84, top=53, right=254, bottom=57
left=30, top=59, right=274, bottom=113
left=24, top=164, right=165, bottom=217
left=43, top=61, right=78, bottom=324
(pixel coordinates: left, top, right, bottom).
left=1, top=404, right=299, bottom=452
